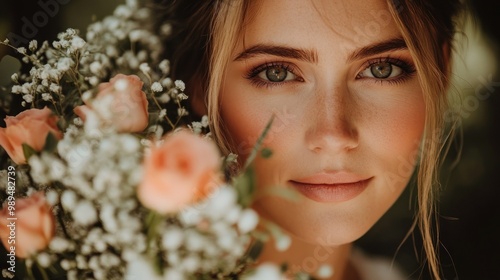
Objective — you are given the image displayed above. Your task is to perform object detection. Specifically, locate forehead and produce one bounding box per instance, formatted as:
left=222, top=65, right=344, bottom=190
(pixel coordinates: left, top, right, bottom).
left=239, top=0, right=402, bottom=56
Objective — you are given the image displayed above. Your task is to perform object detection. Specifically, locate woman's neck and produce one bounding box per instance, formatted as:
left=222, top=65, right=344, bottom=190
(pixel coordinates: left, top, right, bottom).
left=255, top=233, right=360, bottom=280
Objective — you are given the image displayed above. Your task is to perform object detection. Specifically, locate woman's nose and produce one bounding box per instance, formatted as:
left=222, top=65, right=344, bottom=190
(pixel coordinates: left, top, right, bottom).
left=304, top=83, right=359, bottom=154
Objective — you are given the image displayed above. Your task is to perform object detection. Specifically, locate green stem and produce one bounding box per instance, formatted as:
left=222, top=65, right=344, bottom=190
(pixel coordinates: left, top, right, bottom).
left=36, top=261, right=49, bottom=280
left=145, top=211, right=162, bottom=253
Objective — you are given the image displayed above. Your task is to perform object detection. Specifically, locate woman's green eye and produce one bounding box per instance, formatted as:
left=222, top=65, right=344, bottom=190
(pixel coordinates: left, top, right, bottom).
left=258, top=65, right=296, bottom=82
left=360, top=62, right=403, bottom=79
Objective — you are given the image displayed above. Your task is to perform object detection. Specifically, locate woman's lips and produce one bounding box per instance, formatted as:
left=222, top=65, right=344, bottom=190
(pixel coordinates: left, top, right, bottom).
left=289, top=173, right=373, bottom=203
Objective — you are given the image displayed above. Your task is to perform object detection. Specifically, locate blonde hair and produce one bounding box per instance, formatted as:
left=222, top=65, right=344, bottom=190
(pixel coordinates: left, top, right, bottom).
left=163, top=0, right=463, bottom=278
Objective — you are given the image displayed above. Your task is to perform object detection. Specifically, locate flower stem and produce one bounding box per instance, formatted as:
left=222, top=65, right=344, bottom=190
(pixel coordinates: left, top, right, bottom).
left=145, top=210, right=162, bottom=253
left=36, top=261, right=49, bottom=280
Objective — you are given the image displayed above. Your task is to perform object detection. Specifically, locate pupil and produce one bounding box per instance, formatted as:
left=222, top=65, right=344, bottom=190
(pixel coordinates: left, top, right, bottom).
left=266, top=67, right=287, bottom=82
left=371, top=62, right=392, bottom=78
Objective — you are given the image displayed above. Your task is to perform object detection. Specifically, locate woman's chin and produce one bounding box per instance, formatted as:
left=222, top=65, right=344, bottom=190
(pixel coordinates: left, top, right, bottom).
left=252, top=200, right=373, bottom=247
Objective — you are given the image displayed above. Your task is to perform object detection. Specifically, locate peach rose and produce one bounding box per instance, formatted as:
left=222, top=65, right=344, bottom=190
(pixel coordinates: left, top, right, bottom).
left=0, top=192, right=56, bottom=258
left=74, top=74, right=149, bottom=133
left=138, top=130, right=222, bottom=214
left=0, top=107, right=62, bottom=164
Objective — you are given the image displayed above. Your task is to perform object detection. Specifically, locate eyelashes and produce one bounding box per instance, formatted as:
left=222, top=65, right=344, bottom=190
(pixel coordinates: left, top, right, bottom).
left=244, top=61, right=302, bottom=88
left=356, top=57, right=416, bottom=85
left=244, top=57, right=417, bottom=89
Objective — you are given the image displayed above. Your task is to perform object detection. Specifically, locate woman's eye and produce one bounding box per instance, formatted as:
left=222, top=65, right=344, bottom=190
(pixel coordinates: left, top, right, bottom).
left=257, top=65, right=297, bottom=82
left=360, top=62, right=403, bottom=79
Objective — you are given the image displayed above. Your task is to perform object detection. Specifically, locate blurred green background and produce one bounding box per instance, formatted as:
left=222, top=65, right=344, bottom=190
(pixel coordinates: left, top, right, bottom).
left=0, top=1, right=499, bottom=279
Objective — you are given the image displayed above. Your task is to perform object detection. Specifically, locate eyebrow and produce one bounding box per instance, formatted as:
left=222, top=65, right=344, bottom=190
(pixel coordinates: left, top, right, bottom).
left=347, top=37, right=408, bottom=62
left=233, top=37, right=408, bottom=64
left=233, top=44, right=318, bottom=63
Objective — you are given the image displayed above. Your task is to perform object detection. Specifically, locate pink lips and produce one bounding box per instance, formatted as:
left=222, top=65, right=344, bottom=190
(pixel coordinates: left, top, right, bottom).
left=289, top=172, right=373, bottom=203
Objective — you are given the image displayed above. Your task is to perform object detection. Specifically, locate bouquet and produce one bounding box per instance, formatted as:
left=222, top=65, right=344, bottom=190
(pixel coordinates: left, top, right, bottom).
left=0, top=0, right=305, bottom=279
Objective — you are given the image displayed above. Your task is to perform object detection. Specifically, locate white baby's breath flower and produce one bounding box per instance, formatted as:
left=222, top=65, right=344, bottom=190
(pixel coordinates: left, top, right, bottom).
left=161, top=227, right=184, bottom=251
left=174, top=80, right=185, bottom=91
left=3, top=38, right=9, bottom=44
left=67, top=270, right=77, bottom=280
left=10, top=73, right=18, bottom=83
left=61, top=190, right=78, bottom=211
left=158, top=93, right=170, bottom=103
left=205, top=186, right=237, bottom=220
left=129, top=30, right=143, bottom=42
left=225, top=206, right=241, bottom=224
left=126, top=0, right=138, bottom=8
left=159, top=59, right=170, bottom=74
left=16, top=47, right=27, bottom=54
left=162, top=269, right=184, bottom=280
left=50, top=83, right=61, bottom=93
left=89, top=76, right=99, bottom=86
left=100, top=204, right=118, bottom=233
left=237, top=209, right=259, bottom=234
left=177, top=107, right=188, bottom=117
left=36, top=252, right=51, bottom=268
left=161, top=77, right=172, bottom=88
left=139, top=62, right=150, bottom=74
left=71, top=37, right=86, bottom=50
left=151, top=82, right=163, bottom=93
left=48, top=157, right=66, bottom=180
left=45, top=190, right=59, bottom=206
left=158, top=109, right=167, bottom=119
left=76, top=255, right=87, bottom=269
left=125, top=256, right=163, bottom=280
left=61, top=259, right=75, bottom=270
left=52, top=41, right=62, bottom=49
left=49, top=237, right=72, bottom=253
left=181, top=255, right=200, bottom=273
left=89, top=61, right=102, bottom=75
left=317, top=264, right=334, bottom=278
left=72, top=201, right=97, bottom=226
left=22, top=94, right=33, bottom=103
left=94, top=239, right=107, bottom=252
left=185, top=231, right=205, bottom=252
left=201, top=115, right=209, bottom=127
left=190, top=122, right=202, bottom=134
left=57, top=57, right=74, bottom=71
left=160, top=23, right=172, bottom=36
left=28, top=156, right=49, bottom=184
left=11, top=85, right=22, bottom=94
left=114, top=5, right=132, bottom=18
left=177, top=93, right=188, bottom=100
left=42, top=93, right=52, bottom=101
left=243, top=263, right=282, bottom=280
left=276, top=234, right=291, bottom=252
left=73, top=117, right=83, bottom=126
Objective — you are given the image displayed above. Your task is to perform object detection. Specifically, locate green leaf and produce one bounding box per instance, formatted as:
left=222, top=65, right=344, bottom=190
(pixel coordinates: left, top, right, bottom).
left=233, top=166, right=256, bottom=207
left=22, top=143, right=36, bottom=162
left=42, top=132, right=59, bottom=153
left=260, top=147, right=272, bottom=159
left=246, top=239, right=265, bottom=261
left=243, top=115, right=275, bottom=170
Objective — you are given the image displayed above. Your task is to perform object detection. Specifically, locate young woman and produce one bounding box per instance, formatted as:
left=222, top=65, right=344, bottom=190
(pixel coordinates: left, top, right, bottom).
left=159, top=0, right=463, bottom=279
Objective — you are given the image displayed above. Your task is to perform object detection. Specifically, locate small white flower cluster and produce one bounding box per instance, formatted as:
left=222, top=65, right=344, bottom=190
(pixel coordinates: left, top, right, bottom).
left=27, top=117, right=145, bottom=279
left=3, top=0, right=177, bottom=114
left=0, top=0, right=296, bottom=279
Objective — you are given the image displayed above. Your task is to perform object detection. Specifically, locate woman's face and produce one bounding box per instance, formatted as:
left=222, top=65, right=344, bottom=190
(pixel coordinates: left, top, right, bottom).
left=220, top=0, right=425, bottom=245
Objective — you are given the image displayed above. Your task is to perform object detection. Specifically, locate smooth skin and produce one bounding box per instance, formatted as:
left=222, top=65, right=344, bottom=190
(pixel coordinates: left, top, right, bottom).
left=219, top=0, right=425, bottom=278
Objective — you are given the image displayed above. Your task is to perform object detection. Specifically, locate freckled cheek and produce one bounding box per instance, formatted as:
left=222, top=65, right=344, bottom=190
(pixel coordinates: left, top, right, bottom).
left=219, top=83, right=276, bottom=162
left=365, top=91, right=426, bottom=184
